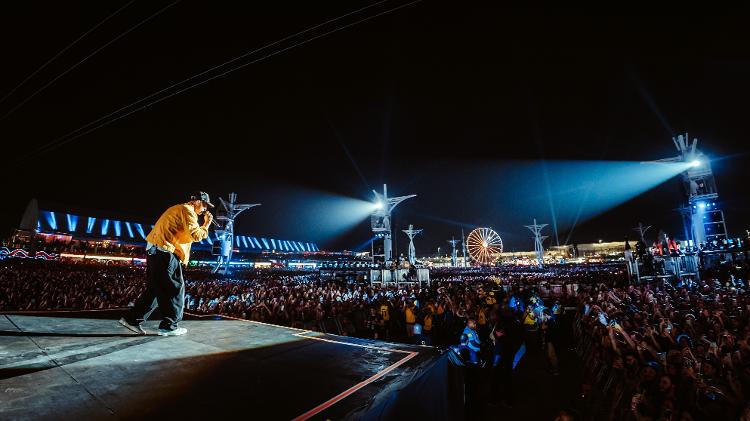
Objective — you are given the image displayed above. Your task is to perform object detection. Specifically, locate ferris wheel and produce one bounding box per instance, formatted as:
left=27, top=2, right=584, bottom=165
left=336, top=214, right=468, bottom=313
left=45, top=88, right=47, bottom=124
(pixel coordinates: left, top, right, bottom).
left=466, top=227, right=503, bottom=265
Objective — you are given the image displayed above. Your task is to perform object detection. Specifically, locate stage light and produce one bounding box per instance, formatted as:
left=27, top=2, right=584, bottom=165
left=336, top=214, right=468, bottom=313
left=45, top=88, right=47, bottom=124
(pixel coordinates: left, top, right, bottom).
left=374, top=201, right=384, bottom=210
left=697, top=201, right=706, bottom=209
left=689, top=160, right=701, bottom=167
left=134, top=223, right=146, bottom=239
left=87, top=217, right=97, bottom=234
left=43, top=211, right=57, bottom=231
left=476, top=159, right=702, bottom=246
left=260, top=188, right=375, bottom=248
left=66, top=214, right=78, bottom=232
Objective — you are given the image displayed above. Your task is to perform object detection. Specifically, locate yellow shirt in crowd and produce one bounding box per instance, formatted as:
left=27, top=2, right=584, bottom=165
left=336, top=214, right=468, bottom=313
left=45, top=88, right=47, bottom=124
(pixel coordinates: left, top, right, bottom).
left=478, top=308, right=486, bottom=325
left=146, top=203, right=209, bottom=265
left=424, top=314, right=433, bottom=331
left=426, top=303, right=436, bottom=315
left=380, top=304, right=390, bottom=321
left=405, top=307, right=416, bottom=324
left=523, top=308, right=537, bottom=326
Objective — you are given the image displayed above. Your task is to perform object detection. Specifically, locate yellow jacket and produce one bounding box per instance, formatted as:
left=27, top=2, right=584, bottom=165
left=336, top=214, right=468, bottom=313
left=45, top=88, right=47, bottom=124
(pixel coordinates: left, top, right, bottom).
left=379, top=304, right=390, bottom=321
left=523, top=309, right=537, bottom=326
left=478, top=308, right=487, bottom=325
left=424, top=314, right=433, bottom=331
left=146, top=203, right=209, bottom=265
left=405, top=307, right=416, bottom=324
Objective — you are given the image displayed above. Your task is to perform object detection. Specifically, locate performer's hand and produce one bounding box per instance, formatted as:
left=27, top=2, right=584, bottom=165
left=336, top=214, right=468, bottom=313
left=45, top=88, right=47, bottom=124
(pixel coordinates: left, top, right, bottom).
left=202, top=211, right=213, bottom=227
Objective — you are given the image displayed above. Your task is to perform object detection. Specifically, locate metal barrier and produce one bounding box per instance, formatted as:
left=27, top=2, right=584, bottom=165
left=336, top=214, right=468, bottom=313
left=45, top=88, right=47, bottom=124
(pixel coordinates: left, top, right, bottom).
left=311, top=315, right=356, bottom=337
left=572, top=316, right=635, bottom=420
left=369, top=268, right=431, bottom=287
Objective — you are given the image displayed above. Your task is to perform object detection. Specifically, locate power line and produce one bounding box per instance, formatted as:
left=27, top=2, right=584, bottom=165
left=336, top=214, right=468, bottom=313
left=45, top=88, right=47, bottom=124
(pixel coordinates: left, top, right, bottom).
left=1, top=0, right=180, bottom=122
left=20, top=0, right=421, bottom=162
left=0, top=0, right=137, bottom=108
left=22, top=0, right=392, bottom=160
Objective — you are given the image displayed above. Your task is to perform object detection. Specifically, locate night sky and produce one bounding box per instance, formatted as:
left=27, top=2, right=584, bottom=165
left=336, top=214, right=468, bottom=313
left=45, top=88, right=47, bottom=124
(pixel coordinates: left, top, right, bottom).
left=2, top=3, right=749, bottom=254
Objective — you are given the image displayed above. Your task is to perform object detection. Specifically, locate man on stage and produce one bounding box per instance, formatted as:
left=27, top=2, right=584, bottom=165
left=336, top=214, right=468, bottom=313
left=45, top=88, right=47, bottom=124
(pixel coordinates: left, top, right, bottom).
left=119, top=192, right=214, bottom=336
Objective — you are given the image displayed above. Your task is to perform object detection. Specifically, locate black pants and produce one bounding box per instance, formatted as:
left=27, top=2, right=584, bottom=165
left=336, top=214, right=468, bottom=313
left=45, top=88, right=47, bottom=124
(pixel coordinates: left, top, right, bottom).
left=127, top=247, right=184, bottom=330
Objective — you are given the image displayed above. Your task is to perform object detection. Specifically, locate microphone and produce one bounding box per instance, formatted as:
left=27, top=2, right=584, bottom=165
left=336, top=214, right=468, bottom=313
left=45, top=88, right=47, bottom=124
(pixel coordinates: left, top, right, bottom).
left=201, top=211, right=221, bottom=228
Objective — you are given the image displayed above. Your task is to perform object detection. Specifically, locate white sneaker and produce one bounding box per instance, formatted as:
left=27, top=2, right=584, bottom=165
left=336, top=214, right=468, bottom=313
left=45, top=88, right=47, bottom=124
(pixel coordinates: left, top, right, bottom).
left=157, top=327, right=187, bottom=336
left=119, top=318, right=146, bottom=335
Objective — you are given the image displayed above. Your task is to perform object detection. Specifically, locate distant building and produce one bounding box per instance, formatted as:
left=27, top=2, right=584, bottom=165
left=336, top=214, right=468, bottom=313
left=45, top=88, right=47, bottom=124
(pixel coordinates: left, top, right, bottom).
left=547, top=242, right=625, bottom=259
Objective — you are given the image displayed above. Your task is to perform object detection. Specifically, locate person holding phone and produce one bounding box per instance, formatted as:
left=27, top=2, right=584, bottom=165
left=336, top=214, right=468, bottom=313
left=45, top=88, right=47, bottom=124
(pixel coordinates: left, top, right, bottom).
left=119, top=191, right=214, bottom=336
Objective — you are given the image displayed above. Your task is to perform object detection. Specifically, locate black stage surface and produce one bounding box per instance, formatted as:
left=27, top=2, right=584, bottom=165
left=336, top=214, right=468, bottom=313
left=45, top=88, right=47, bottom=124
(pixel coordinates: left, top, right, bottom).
left=0, top=310, right=443, bottom=420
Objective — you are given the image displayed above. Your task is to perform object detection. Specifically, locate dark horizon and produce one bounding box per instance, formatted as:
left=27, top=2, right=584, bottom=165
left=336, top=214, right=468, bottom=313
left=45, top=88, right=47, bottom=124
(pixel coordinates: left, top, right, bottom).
left=2, top=3, right=749, bottom=253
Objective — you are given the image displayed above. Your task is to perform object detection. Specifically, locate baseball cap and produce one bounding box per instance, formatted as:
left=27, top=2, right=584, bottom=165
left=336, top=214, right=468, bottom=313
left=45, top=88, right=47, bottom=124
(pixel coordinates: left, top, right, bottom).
left=190, top=191, right=215, bottom=208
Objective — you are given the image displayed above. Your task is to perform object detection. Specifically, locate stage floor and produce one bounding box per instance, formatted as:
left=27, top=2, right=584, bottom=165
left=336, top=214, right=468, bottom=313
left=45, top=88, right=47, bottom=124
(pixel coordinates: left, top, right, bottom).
left=0, top=311, right=439, bottom=420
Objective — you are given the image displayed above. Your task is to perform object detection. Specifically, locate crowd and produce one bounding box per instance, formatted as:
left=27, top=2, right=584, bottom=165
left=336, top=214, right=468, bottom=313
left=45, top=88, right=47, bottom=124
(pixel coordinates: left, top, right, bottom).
left=7, top=256, right=750, bottom=419
left=573, top=275, right=750, bottom=420
left=430, top=264, right=628, bottom=287
left=0, top=257, right=582, bottom=418
left=0, top=259, right=144, bottom=311
left=0, top=259, right=609, bottom=347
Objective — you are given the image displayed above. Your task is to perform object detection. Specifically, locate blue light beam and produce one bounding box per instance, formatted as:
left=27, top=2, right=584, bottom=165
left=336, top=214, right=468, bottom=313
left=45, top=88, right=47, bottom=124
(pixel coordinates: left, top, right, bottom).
left=66, top=214, right=78, bottom=232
